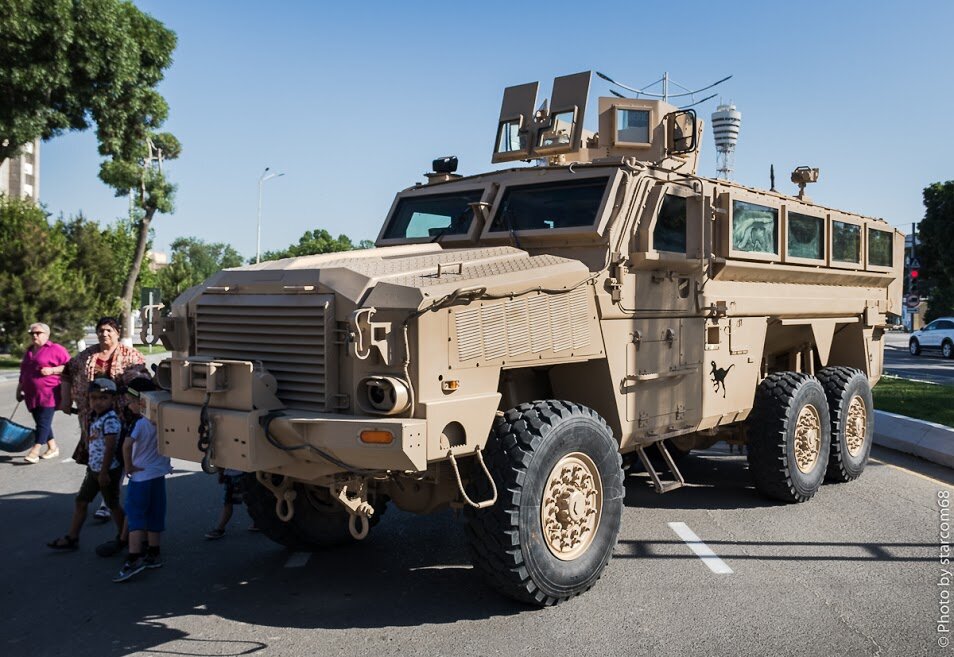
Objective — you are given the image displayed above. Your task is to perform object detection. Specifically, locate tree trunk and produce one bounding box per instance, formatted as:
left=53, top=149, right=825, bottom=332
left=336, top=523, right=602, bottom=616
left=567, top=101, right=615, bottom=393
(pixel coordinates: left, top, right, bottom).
left=119, top=208, right=155, bottom=339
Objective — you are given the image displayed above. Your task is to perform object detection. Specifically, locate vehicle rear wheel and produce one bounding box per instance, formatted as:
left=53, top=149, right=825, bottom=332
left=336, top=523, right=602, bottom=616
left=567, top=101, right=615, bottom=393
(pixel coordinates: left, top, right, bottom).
left=465, top=400, right=624, bottom=606
left=746, top=372, right=831, bottom=503
left=909, top=338, right=921, bottom=356
left=817, top=367, right=874, bottom=482
left=943, top=340, right=953, bottom=360
left=244, top=474, right=387, bottom=550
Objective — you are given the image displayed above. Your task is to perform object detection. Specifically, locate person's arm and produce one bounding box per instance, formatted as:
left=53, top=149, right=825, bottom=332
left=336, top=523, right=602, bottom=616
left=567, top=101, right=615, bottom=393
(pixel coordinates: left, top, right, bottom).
left=100, top=433, right=118, bottom=487
left=39, top=364, right=65, bottom=376
left=123, top=436, right=139, bottom=476
left=15, top=382, right=23, bottom=402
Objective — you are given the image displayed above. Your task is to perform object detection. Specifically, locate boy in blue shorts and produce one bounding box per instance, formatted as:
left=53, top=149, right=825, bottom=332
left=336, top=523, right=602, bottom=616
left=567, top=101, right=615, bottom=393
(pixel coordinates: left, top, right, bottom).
left=113, top=378, right=172, bottom=583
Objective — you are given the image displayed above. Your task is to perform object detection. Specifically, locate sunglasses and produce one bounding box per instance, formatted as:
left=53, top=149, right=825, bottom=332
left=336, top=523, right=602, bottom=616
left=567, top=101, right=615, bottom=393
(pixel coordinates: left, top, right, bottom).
left=28, top=331, right=45, bottom=335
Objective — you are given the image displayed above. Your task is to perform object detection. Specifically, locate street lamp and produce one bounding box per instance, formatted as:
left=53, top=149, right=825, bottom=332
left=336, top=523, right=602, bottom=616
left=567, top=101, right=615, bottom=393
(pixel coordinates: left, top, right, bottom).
left=256, top=166, right=285, bottom=264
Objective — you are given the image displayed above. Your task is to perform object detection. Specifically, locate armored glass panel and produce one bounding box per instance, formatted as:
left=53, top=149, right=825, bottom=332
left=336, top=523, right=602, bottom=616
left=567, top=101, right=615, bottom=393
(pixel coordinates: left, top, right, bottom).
left=653, top=194, right=687, bottom=253
left=539, top=111, right=575, bottom=148
left=382, top=190, right=484, bottom=239
left=832, top=221, right=861, bottom=263
left=868, top=228, right=893, bottom=267
left=616, top=109, right=650, bottom=144
left=497, top=120, right=525, bottom=153
left=787, top=212, right=824, bottom=260
left=732, top=200, right=778, bottom=254
left=490, top=178, right=609, bottom=232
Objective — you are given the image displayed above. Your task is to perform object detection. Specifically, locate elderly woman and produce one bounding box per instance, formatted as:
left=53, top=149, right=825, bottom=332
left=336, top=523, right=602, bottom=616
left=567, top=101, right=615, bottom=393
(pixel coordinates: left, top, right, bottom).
left=61, top=316, right=148, bottom=434
left=16, top=322, right=70, bottom=463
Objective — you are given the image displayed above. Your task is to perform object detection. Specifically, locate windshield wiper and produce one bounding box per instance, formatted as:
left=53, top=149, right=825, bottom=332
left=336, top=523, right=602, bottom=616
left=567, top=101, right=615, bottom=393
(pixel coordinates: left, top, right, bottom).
left=501, top=206, right=522, bottom=249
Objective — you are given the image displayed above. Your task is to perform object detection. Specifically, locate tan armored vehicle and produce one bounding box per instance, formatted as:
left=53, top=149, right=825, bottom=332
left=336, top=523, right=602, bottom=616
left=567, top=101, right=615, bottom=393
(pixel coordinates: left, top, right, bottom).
left=144, top=71, right=902, bottom=605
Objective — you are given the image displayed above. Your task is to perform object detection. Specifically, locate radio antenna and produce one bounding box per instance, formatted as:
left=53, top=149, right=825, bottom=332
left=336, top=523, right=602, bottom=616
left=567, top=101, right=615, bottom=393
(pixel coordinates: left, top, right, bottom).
left=596, top=71, right=732, bottom=104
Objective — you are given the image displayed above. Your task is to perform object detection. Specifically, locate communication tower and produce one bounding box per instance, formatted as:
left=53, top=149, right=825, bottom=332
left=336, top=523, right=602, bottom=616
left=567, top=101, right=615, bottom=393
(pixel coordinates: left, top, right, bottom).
left=712, top=103, right=742, bottom=179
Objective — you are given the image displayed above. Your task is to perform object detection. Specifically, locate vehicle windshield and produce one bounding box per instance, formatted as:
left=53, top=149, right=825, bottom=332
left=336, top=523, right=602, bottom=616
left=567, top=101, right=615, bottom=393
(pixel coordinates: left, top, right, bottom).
left=381, top=190, right=484, bottom=240
left=489, top=177, right=609, bottom=232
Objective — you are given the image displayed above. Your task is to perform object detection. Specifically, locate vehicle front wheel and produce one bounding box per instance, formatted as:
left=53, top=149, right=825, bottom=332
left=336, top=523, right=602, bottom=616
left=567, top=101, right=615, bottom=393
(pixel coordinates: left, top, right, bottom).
left=910, top=338, right=921, bottom=356
left=465, top=400, right=624, bottom=606
left=746, top=372, right=832, bottom=503
left=943, top=340, right=953, bottom=360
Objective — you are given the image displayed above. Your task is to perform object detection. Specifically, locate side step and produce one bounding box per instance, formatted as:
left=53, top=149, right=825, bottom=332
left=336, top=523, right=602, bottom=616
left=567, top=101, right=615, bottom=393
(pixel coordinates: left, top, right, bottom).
left=635, top=441, right=686, bottom=493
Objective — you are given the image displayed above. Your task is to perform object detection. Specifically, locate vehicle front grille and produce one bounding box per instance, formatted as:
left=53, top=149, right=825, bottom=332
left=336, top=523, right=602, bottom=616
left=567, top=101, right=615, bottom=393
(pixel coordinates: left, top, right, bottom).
left=195, top=293, right=335, bottom=411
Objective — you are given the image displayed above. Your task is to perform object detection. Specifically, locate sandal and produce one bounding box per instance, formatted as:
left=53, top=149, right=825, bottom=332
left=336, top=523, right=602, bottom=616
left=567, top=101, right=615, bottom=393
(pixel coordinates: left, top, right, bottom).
left=47, top=535, right=79, bottom=550
left=204, top=528, right=225, bottom=540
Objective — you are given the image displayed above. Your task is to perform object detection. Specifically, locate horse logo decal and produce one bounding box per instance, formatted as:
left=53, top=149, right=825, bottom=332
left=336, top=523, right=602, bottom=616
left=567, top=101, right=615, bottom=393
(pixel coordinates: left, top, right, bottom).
left=710, top=361, right=734, bottom=398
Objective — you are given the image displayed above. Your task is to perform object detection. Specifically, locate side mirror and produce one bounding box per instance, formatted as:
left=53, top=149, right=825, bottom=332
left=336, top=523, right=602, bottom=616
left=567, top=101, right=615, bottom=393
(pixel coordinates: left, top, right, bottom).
left=666, top=109, right=698, bottom=155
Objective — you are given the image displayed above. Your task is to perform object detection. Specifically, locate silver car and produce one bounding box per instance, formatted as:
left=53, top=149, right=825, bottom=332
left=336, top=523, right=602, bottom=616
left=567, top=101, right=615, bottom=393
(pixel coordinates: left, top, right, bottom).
left=909, top=317, right=954, bottom=359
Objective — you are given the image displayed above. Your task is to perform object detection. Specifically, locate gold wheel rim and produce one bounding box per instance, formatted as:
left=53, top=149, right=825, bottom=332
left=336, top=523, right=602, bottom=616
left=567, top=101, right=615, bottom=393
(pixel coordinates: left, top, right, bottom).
left=541, top=452, right=602, bottom=561
left=794, top=404, right=822, bottom=474
left=845, top=395, right=868, bottom=457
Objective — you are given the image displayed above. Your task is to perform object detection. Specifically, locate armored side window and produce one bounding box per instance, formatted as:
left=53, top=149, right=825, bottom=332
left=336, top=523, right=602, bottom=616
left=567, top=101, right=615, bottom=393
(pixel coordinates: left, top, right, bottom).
left=382, top=190, right=484, bottom=240
left=867, top=228, right=893, bottom=267
left=615, top=109, right=651, bottom=145
left=497, top=120, right=525, bottom=154
left=787, top=212, right=824, bottom=260
left=653, top=194, right=687, bottom=253
left=538, top=111, right=575, bottom=149
left=732, top=200, right=778, bottom=255
left=489, top=178, right=609, bottom=232
left=832, top=220, right=861, bottom=263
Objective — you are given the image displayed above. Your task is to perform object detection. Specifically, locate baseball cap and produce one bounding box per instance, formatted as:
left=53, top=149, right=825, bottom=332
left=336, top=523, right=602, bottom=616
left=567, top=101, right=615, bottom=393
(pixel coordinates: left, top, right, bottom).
left=88, top=378, right=118, bottom=394
left=124, top=377, right=158, bottom=398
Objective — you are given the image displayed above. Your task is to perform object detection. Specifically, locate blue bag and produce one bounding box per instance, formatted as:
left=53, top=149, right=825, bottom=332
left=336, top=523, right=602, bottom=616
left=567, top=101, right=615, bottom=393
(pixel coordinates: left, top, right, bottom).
left=0, top=403, right=36, bottom=453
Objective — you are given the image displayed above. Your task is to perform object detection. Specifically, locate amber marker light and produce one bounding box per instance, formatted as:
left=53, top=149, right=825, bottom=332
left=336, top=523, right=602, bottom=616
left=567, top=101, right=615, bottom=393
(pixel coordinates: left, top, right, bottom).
left=360, top=430, right=394, bottom=445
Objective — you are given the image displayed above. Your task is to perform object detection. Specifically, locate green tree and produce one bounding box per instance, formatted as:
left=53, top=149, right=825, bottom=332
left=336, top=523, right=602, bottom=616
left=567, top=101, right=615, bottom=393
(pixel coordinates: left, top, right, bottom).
left=58, top=213, right=156, bottom=320
left=0, top=198, right=89, bottom=354
left=157, top=237, right=243, bottom=302
left=0, top=0, right=178, bottom=337
left=258, top=229, right=373, bottom=262
left=919, top=181, right=954, bottom=321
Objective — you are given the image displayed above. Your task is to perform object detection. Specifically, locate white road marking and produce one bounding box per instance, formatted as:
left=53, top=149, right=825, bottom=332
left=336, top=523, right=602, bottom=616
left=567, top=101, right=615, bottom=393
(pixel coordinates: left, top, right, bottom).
left=284, top=552, right=311, bottom=568
left=668, top=522, right=733, bottom=574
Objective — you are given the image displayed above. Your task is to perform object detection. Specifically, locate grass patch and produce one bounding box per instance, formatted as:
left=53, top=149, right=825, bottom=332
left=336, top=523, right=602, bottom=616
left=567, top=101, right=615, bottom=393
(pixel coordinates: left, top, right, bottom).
left=873, top=376, right=954, bottom=428
left=0, top=355, right=20, bottom=369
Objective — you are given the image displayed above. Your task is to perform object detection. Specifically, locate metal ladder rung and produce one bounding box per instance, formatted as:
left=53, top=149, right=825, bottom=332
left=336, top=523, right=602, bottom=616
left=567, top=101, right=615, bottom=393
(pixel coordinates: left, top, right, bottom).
left=635, top=441, right=686, bottom=493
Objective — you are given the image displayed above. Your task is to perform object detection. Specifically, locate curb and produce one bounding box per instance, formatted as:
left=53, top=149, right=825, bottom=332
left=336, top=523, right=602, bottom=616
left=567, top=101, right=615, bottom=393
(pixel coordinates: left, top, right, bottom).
left=874, top=410, right=954, bottom=468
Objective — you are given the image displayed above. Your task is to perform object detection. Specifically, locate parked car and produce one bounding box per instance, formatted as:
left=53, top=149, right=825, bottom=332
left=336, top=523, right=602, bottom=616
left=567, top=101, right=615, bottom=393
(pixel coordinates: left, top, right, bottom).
left=909, top=317, right=954, bottom=358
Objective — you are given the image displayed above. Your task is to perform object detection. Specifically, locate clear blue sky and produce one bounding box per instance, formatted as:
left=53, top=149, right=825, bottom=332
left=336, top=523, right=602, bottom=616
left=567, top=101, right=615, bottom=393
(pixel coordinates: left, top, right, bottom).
left=39, top=0, right=954, bottom=259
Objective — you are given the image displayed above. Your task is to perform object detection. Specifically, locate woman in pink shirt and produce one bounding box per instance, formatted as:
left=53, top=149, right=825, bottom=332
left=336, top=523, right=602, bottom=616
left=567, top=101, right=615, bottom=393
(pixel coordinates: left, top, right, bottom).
left=16, top=322, right=70, bottom=463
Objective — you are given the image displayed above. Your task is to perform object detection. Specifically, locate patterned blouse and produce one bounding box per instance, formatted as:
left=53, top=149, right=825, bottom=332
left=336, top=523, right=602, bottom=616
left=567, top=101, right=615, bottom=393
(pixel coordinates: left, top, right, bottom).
left=65, top=343, right=147, bottom=437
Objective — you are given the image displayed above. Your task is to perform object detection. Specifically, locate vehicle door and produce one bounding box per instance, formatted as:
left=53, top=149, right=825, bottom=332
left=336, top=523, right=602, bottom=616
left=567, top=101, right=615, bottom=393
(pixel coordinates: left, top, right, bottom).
left=921, top=321, right=941, bottom=348
left=937, top=320, right=954, bottom=347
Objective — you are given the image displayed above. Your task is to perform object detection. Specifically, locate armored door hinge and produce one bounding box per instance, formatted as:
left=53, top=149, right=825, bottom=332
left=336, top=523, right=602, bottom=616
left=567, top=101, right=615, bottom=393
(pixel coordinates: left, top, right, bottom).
left=638, top=411, right=650, bottom=428
left=675, top=404, right=686, bottom=420
left=665, top=327, right=676, bottom=348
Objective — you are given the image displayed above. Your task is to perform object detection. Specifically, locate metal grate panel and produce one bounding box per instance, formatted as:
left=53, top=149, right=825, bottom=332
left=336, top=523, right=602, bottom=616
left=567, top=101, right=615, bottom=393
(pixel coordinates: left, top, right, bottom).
left=195, top=293, right=334, bottom=411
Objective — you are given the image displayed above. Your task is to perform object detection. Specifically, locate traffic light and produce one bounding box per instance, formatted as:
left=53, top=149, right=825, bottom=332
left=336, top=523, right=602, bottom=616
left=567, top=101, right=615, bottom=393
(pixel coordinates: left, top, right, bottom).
left=910, top=267, right=919, bottom=293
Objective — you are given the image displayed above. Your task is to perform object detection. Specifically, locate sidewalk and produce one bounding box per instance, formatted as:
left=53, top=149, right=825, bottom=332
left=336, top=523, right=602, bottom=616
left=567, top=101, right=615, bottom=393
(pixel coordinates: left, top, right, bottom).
left=874, top=410, right=954, bottom=468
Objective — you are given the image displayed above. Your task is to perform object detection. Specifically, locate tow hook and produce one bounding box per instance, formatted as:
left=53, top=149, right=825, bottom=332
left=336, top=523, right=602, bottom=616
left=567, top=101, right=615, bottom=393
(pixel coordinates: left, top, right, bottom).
left=332, top=478, right=375, bottom=540
left=256, top=471, right=298, bottom=522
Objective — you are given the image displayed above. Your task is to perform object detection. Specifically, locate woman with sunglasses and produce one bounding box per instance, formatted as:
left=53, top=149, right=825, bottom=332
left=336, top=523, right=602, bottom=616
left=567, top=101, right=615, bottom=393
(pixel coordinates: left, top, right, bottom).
left=16, top=322, right=70, bottom=463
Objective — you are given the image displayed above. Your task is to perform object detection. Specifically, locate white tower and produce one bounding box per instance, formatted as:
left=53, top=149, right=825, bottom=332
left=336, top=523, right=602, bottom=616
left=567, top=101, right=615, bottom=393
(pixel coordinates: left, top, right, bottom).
left=711, top=103, right=742, bottom=179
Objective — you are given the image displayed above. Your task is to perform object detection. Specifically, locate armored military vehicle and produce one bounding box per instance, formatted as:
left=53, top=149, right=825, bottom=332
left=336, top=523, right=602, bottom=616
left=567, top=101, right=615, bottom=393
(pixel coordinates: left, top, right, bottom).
left=143, top=71, right=902, bottom=605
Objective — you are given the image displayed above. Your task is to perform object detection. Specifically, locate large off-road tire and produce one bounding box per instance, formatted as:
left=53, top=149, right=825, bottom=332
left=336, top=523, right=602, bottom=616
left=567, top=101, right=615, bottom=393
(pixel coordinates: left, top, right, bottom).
left=817, top=367, right=874, bottom=483
left=244, top=474, right=387, bottom=550
left=465, top=400, right=625, bottom=606
left=746, top=373, right=832, bottom=503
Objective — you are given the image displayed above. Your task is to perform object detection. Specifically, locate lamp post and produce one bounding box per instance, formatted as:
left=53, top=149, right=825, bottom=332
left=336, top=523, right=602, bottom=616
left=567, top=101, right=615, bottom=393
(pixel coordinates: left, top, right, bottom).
left=256, top=167, right=285, bottom=264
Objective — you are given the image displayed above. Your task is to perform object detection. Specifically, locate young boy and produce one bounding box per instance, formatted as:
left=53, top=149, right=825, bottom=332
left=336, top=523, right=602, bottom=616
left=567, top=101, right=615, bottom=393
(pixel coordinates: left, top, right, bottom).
left=47, top=378, right=125, bottom=550
left=113, top=377, right=172, bottom=582
left=204, top=469, right=254, bottom=539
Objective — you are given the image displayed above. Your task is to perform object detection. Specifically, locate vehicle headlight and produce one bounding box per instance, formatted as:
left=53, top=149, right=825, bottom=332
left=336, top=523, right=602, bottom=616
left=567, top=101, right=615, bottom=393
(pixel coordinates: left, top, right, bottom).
left=358, top=376, right=411, bottom=416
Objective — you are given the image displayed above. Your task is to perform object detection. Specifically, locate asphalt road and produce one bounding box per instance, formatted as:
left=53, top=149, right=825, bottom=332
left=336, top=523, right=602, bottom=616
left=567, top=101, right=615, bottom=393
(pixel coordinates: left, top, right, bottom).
left=884, top=331, right=954, bottom=385
left=1, top=378, right=951, bottom=657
